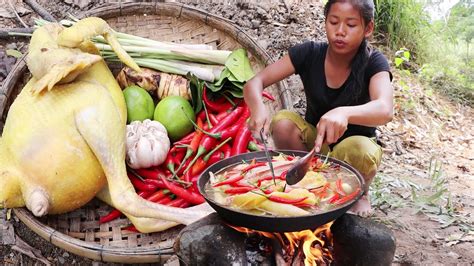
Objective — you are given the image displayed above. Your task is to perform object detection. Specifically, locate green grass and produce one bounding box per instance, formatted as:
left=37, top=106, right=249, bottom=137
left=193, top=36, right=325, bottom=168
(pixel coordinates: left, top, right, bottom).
left=375, top=0, right=473, bottom=106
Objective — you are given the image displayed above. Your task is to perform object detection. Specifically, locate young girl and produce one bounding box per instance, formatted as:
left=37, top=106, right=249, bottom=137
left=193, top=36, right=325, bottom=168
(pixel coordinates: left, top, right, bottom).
left=243, top=0, right=393, bottom=216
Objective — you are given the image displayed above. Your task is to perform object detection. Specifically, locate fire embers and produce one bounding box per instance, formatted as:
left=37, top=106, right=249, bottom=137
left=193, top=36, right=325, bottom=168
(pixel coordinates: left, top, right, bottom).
left=231, top=222, right=334, bottom=266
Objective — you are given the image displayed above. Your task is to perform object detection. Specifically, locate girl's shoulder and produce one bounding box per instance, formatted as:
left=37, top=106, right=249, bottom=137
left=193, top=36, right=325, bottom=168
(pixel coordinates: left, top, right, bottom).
left=368, top=48, right=390, bottom=65
left=366, top=48, right=393, bottom=81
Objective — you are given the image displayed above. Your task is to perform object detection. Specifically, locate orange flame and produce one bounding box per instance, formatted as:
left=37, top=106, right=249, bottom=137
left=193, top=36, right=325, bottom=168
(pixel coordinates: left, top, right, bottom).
left=229, top=222, right=333, bottom=265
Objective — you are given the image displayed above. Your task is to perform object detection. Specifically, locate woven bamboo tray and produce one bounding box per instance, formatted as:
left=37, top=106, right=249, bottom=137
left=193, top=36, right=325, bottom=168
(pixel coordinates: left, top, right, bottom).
left=1, top=2, right=290, bottom=264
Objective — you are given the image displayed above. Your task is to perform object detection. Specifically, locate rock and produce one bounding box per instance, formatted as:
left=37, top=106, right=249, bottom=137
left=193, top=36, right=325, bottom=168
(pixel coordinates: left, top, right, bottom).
left=174, top=213, right=274, bottom=265
left=251, top=19, right=261, bottom=29
left=257, top=39, right=269, bottom=51
left=331, top=214, right=396, bottom=266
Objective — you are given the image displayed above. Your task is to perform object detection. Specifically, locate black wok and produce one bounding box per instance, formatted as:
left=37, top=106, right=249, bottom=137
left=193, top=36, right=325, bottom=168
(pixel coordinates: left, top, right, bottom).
left=198, top=150, right=365, bottom=232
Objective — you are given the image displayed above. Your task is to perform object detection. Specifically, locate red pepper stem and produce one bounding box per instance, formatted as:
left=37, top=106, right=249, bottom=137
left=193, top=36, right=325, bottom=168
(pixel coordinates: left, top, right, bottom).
left=181, top=107, right=221, bottom=139
left=201, top=100, right=212, bottom=128
left=174, top=144, right=190, bottom=149
left=171, top=156, right=189, bottom=180
left=203, top=137, right=232, bottom=162
left=183, top=146, right=206, bottom=175
left=247, top=141, right=261, bottom=151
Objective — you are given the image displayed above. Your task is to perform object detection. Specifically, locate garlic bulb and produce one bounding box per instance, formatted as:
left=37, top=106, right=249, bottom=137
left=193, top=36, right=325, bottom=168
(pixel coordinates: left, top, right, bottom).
left=126, top=119, right=170, bottom=169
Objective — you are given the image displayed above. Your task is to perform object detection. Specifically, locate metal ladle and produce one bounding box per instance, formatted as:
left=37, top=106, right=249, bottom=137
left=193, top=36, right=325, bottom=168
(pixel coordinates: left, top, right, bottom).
left=285, top=147, right=315, bottom=185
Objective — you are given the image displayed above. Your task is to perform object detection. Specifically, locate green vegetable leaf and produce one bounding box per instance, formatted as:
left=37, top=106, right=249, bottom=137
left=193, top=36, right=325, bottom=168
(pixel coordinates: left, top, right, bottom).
left=403, top=50, right=410, bottom=60
left=395, top=57, right=404, bottom=67
left=186, top=73, right=204, bottom=113
left=225, top=48, right=254, bottom=82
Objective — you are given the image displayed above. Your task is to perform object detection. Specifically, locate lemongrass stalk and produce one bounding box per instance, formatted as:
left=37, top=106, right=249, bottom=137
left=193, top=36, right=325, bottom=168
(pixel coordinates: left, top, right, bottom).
left=135, top=58, right=217, bottom=82
left=108, top=57, right=218, bottom=82
left=96, top=43, right=230, bottom=65
left=113, top=32, right=215, bottom=50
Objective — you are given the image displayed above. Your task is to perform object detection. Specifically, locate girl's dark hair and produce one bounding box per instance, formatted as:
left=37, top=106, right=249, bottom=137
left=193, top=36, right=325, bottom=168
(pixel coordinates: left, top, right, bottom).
left=324, top=0, right=375, bottom=102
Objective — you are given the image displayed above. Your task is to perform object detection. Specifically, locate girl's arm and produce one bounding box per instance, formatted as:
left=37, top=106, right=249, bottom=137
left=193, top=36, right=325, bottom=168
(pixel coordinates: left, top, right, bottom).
left=344, top=71, right=394, bottom=126
left=243, top=54, right=295, bottom=136
left=314, top=71, right=393, bottom=152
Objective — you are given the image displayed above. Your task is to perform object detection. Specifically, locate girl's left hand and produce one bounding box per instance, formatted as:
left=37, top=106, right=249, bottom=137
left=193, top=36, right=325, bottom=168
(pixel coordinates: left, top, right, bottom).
left=314, top=107, right=348, bottom=152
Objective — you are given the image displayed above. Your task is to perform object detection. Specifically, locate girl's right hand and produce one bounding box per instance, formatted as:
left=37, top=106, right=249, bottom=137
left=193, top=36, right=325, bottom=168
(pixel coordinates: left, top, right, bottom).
left=247, top=102, right=270, bottom=138
left=243, top=54, right=296, bottom=138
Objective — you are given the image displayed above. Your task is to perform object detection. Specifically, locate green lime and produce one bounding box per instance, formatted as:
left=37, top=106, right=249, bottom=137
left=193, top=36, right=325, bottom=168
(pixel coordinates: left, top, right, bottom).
left=154, top=96, right=195, bottom=141
left=123, top=85, right=155, bottom=123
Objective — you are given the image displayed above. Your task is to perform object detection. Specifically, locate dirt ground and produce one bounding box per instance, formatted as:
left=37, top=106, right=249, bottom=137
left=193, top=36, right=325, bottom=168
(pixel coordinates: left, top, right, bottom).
left=1, top=0, right=473, bottom=265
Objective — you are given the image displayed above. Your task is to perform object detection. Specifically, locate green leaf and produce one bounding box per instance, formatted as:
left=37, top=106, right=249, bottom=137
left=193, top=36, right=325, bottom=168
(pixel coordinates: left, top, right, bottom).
left=186, top=73, right=204, bottom=113
left=205, top=80, right=226, bottom=92
left=403, top=50, right=410, bottom=60
left=6, top=49, right=23, bottom=58
left=225, top=87, right=243, bottom=98
left=225, top=48, right=254, bottom=82
left=395, top=57, right=404, bottom=67
left=214, top=68, right=231, bottom=87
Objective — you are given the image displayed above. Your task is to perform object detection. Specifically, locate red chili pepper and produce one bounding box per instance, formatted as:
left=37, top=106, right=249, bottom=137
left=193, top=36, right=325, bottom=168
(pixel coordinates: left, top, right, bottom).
left=230, top=125, right=252, bottom=156
left=100, top=191, right=151, bottom=223
left=174, top=131, right=195, bottom=145
left=279, top=170, right=288, bottom=180
left=229, top=181, right=254, bottom=188
left=214, top=101, right=234, bottom=113
left=188, top=118, right=205, bottom=156
left=183, top=107, right=244, bottom=174
left=174, top=118, right=205, bottom=176
left=262, top=91, right=275, bottom=101
left=207, top=151, right=224, bottom=165
left=202, top=86, right=226, bottom=112
left=220, top=143, right=232, bottom=159
left=257, top=176, right=274, bottom=187
left=224, top=187, right=255, bottom=194
left=191, top=157, right=207, bottom=177
left=217, top=107, right=250, bottom=141
left=167, top=198, right=187, bottom=207
left=123, top=225, right=139, bottom=232
left=197, top=110, right=207, bottom=122
left=160, top=176, right=205, bottom=205
left=183, top=170, right=193, bottom=183
left=328, top=193, right=340, bottom=204
left=156, top=194, right=175, bottom=205
left=268, top=195, right=308, bottom=205
left=241, top=161, right=267, bottom=173
left=208, top=113, right=219, bottom=126
left=294, top=203, right=314, bottom=208
left=164, top=146, right=186, bottom=174
left=333, top=188, right=361, bottom=205
left=176, top=156, right=193, bottom=176
left=134, top=167, right=166, bottom=180
left=178, top=201, right=191, bottom=208
left=146, top=189, right=170, bottom=202
left=215, top=110, right=230, bottom=121
left=192, top=138, right=232, bottom=176
left=143, top=179, right=167, bottom=189
left=311, top=183, right=330, bottom=198
left=128, top=173, right=157, bottom=192
left=213, top=174, right=244, bottom=187
left=100, top=209, right=122, bottom=224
